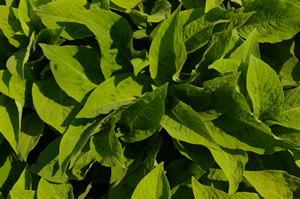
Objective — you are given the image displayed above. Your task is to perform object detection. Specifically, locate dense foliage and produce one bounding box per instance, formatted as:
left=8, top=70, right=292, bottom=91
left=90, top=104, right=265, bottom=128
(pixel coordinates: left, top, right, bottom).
left=0, top=0, right=300, bottom=198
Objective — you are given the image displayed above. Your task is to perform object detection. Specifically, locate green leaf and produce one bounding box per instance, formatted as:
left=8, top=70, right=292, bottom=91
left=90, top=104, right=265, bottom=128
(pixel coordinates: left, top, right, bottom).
left=205, top=0, right=223, bottom=13
left=111, top=0, right=141, bottom=9
left=0, top=70, right=29, bottom=106
left=147, top=0, right=172, bottom=23
left=209, top=147, right=248, bottom=194
left=90, top=0, right=110, bottom=9
left=244, top=170, right=300, bottom=199
left=36, top=0, right=92, bottom=40
left=17, top=112, right=44, bottom=161
left=208, top=59, right=248, bottom=74
left=70, top=9, right=133, bottom=79
left=161, top=100, right=217, bottom=148
left=59, top=118, right=102, bottom=175
left=30, top=136, right=71, bottom=183
left=32, top=76, right=81, bottom=134
left=211, top=92, right=295, bottom=154
left=238, top=0, right=300, bottom=43
left=120, top=83, right=168, bottom=142
left=166, top=158, right=206, bottom=188
left=0, top=6, right=24, bottom=47
left=0, top=94, right=19, bottom=153
left=195, top=24, right=234, bottom=82
left=0, top=141, right=25, bottom=196
left=277, top=86, right=300, bottom=130
left=33, top=27, right=63, bottom=51
left=229, top=29, right=260, bottom=62
left=131, top=162, right=171, bottom=199
left=78, top=73, right=146, bottom=118
left=289, top=149, right=300, bottom=168
left=91, top=124, right=124, bottom=167
left=18, top=0, right=40, bottom=36
left=172, top=73, right=240, bottom=120
left=182, top=0, right=205, bottom=9
left=37, top=178, right=74, bottom=199
left=7, top=190, right=36, bottom=199
left=182, top=7, right=229, bottom=53
left=10, top=165, right=31, bottom=191
left=192, top=177, right=261, bottom=199
left=69, top=143, right=95, bottom=180
left=247, top=56, right=284, bottom=120
left=6, top=32, right=35, bottom=79
left=149, top=5, right=187, bottom=85
left=40, top=44, right=103, bottom=102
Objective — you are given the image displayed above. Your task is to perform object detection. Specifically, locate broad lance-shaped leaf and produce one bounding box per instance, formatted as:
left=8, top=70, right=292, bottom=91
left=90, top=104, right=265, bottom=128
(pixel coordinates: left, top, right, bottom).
left=210, top=92, right=295, bottom=154
left=0, top=70, right=29, bottom=106
left=277, top=86, right=300, bottom=131
left=209, top=147, right=248, bottom=194
left=0, top=95, right=19, bottom=154
left=0, top=6, right=24, bottom=48
left=90, top=124, right=124, bottom=167
left=244, top=170, right=300, bottom=199
left=32, top=77, right=81, bottom=134
left=36, top=0, right=92, bottom=40
left=120, top=83, right=168, bottom=143
left=131, top=162, right=171, bottom=199
left=161, top=100, right=217, bottom=149
left=149, top=5, right=187, bottom=85
left=17, top=112, right=44, bottom=161
left=40, top=44, right=103, bottom=102
left=238, top=0, right=300, bottom=43
left=37, top=178, right=74, bottom=199
left=71, top=9, right=133, bottom=79
left=247, top=56, right=284, bottom=120
left=78, top=73, right=147, bottom=119
left=192, top=177, right=261, bottom=199
left=229, top=29, right=260, bottom=62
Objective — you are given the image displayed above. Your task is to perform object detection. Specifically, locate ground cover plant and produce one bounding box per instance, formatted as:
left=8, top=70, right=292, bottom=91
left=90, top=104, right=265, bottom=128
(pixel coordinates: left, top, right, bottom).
left=0, top=0, right=300, bottom=198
